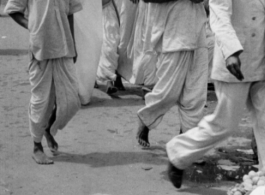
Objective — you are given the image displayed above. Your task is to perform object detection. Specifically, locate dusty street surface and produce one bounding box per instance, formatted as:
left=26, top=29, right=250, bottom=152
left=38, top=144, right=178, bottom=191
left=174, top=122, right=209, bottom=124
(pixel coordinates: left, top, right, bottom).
left=0, top=14, right=256, bottom=195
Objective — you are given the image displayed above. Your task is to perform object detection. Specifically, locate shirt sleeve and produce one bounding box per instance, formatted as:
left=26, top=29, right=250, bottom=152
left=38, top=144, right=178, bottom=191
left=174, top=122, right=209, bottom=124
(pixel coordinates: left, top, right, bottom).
left=209, top=0, right=243, bottom=60
left=4, top=0, right=28, bottom=14
left=69, top=0, right=83, bottom=15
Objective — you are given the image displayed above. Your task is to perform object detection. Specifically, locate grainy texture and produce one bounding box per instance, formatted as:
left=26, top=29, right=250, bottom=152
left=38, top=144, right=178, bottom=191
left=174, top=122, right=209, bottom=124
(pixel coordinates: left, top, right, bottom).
left=0, top=15, right=255, bottom=195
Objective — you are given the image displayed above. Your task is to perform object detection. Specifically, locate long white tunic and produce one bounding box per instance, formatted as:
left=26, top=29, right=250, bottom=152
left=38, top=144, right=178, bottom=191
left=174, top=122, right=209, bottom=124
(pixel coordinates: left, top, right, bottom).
left=144, top=0, right=207, bottom=53
left=125, top=1, right=158, bottom=86
left=75, top=1, right=102, bottom=105
left=5, top=0, right=82, bottom=60
left=97, top=1, right=120, bottom=82
left=97, top=0, right=138, bottom=83
left=210, top=0, right=265, bottom=82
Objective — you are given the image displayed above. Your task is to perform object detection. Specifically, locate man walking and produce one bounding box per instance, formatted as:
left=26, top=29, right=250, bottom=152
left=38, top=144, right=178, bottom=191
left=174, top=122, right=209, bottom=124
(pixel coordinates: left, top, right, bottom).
left=166, top=0, right=265, bottom=188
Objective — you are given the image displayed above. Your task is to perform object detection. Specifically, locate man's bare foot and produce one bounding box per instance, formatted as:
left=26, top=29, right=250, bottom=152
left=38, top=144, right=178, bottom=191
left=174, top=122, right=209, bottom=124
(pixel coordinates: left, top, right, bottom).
left=44, top=106, right=58, bottom=153
left=136, top=119, right=150, bottom=148
left=94, top=81, right=99, bottom=89
left=44, top=131, right=58, bottom=153
left=114, top=75, right=125, bottom=91
left=142, top=86, right=152, bottom=100
left=106, top=81, right=118, bottom=94
left=32, top=142, right=53, bottom=165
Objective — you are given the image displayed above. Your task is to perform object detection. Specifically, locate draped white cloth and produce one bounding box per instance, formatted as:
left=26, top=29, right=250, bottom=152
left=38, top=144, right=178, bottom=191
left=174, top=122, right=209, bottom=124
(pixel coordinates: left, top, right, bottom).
left=125, top=1, right=158, bottom=86
left=97, top=0, right=139, bottom=84
left=75, top=1, right=102, bottom=105
left=29, top=58, right=80, bottom=142
left=97, top=1, right=120, bottom=83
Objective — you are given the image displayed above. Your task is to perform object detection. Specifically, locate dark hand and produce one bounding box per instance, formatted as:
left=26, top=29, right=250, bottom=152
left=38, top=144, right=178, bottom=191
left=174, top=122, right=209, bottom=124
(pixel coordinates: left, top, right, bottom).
left=226, top=53, right=244, bottom=81
left=130, top=0, right=139, bottom=4
left=73, top=54, right=78, bottom=64
left=102, top=0, right=111, bottom=6
left=190, top=0, right=204, bottom=3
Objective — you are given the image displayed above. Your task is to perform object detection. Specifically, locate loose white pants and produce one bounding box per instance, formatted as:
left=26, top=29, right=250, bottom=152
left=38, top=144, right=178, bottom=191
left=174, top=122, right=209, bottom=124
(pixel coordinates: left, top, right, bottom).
left=138, top=49, right=208, bottom=131
left=97, top=2, right=120, bottom=82
left=167, top=81, right=265, bottom=170
left=28, top=57, right=80, bottom=143
left=129, top=1, right=158, bottom=86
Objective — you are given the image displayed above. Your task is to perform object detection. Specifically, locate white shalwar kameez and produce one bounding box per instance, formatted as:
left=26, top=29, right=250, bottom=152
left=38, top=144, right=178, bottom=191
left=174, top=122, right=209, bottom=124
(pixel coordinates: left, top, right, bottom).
left=137, top=1, right=208, bottom=131
left=167, top=0, right=265, bottom=170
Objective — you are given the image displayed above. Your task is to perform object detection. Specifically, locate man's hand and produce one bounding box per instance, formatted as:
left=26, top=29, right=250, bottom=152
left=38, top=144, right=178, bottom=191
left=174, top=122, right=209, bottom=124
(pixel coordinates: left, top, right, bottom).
left=9, top=12, right=28, bottom=29
left=190, top=0, right=204, bottom=3
left=130, top=0, right=139, bottom=4
left=226, top=52, right=244, bottom=81
left=73, top=54, right=78, bottom=64
left=102, top=0, right=111, bottom=6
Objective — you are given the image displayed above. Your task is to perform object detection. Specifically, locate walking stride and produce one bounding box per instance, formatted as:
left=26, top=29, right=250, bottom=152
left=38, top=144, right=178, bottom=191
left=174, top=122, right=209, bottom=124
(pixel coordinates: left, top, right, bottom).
left=166, top=0, right=265, bottom=188
left=5, top=0, right=82, bottom=164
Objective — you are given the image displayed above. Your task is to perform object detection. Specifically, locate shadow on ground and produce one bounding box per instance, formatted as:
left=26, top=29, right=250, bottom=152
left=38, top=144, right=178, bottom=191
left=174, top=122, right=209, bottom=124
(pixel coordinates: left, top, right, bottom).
left=0, top=49, right=28, bottom=55
left=178, top=187, right=226, bottom=195
left=82, top=96, right=144, bottom=109
left=52, top=150, right=168, bottom=167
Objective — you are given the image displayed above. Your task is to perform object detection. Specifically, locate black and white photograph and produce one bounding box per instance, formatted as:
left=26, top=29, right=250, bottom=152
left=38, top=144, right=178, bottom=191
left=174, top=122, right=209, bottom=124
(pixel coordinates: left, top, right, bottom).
left=0, top=0, right=265, bottom=195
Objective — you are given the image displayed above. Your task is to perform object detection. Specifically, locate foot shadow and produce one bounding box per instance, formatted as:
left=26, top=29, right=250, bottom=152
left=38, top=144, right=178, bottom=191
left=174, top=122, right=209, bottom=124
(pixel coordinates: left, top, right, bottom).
left=81, top=95, right=144, bottom=109
left=52, top=151, right=167, bottom=167
left=96, top=83, right=145, bottom=98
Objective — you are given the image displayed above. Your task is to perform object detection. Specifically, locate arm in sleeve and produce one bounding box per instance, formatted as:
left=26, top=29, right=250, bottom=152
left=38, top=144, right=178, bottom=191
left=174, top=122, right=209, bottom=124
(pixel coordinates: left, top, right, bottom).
left=69, top=0, right=83, bottom=15
left=209, top=0, right=243, bottom=60
left=4, top=0, right=27, bottom=15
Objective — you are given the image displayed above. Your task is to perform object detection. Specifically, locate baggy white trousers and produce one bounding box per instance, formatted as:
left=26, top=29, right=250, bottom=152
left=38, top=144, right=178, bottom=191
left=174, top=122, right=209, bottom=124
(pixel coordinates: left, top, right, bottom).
left=97, top=2, right=120, bottom=82
left=28, top=57, right=80, bottom=143
left=137, top=49, right=208, bottom=131
left=167, top=81, right=265, bottom=170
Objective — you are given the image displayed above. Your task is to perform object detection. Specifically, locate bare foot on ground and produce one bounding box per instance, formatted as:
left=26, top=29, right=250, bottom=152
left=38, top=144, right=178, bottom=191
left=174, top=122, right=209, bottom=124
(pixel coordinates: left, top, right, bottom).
left=114, top=75, right=126, bottom=91
left=32, top=142, right=54, bottom=165
left=106, top=81, right=118, bottom=94
left=44, top=106, right=58, bottom=153
left=136, top=118, right=150, bottom=148
left=44, top=132, right=58, bottom=153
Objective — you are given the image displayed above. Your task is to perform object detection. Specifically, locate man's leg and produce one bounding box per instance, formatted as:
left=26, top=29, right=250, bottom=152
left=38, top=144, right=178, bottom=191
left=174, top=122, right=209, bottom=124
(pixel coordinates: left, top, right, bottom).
left=178, top=48, right=208, bottom=132
left=44, top=104, right=58, bottom=153
left=49, top=58, right=80, bottom=137
left=29, top=59, right=55, bottom=164
left=137, top=51, right=194, bottom=147
left=114, top=73, right=125, bottom=91
left=97, top=2, right=120, bottom=94
left=166, top=81, right=251, bottom=187
left=249, top=81, right=265, bottom=169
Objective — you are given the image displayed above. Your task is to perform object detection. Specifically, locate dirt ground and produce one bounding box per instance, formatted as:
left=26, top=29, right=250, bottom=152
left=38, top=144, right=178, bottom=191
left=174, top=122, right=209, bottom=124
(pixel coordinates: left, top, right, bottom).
left=0, top=12, right=256, bottom=195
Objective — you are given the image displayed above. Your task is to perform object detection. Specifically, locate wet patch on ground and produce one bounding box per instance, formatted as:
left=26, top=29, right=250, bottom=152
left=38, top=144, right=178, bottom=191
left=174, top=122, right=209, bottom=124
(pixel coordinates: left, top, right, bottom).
left=184, top=147, right=258, bottom=185
left=185, top=163, right=258, bottom=184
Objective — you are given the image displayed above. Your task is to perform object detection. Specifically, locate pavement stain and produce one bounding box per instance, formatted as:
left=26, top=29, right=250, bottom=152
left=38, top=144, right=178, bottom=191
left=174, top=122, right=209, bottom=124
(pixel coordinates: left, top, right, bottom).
left=18, top=133, right=31, bottom=138
left=107, top=129, right=119, bottom=134
left=185, top=163, right=258, bottom=184
left=180, top=147, right=259, bottom=185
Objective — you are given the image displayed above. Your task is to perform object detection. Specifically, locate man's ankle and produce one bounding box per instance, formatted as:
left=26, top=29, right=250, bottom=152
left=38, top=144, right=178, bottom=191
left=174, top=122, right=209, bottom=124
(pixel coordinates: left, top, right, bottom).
left=33, top=142, right=44, bottom=152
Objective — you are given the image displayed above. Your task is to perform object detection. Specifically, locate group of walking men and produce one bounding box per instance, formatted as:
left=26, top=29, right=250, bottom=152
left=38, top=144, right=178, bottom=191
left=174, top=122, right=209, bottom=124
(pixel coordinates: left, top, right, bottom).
left=4, top=0, right=265, bottom=189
